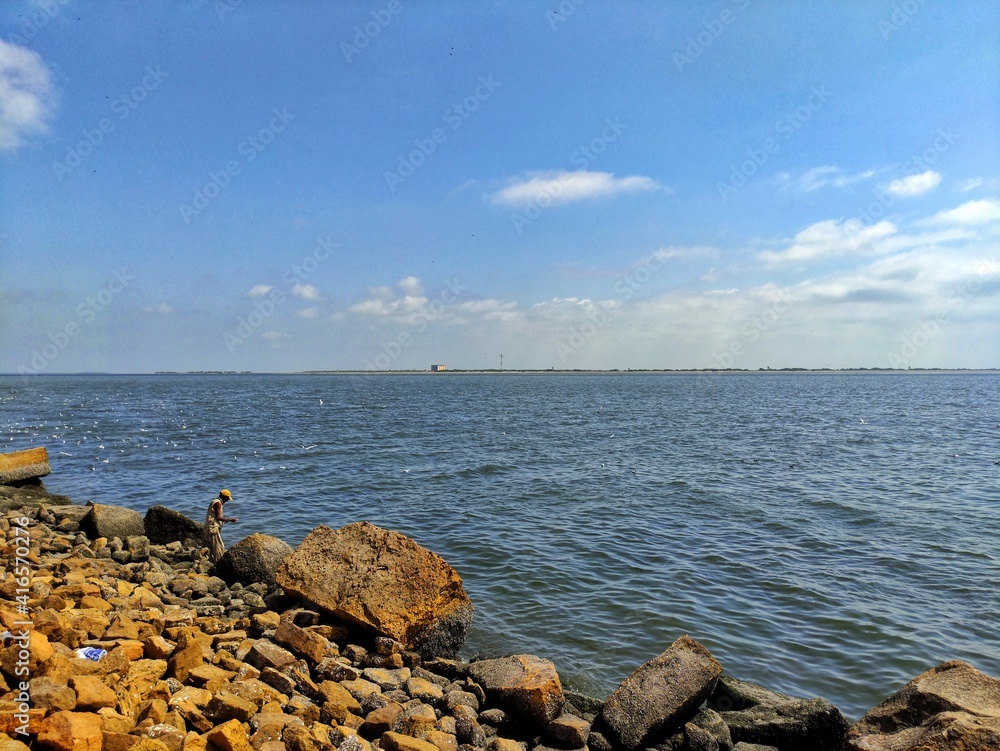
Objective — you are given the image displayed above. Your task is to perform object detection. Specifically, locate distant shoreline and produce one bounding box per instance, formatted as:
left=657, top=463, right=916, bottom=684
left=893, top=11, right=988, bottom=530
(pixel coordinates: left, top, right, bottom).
left=7, top=368, right=1000, bottom=376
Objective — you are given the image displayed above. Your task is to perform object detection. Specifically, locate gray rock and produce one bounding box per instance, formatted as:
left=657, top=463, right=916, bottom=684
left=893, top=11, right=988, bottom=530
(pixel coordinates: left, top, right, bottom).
left=564, top=690, right=603, bottom=723
left=600, top=635, right=722, bottom=750
left=689, top=707, right=732, bottom=750
left=144, top=505, right=202, bottom=545
left=731, top=744, right=779, bottom=751
left=720, top=697, right=847, bottom=751
left=80, top=502, right=145, bottom=540
left=709, top=676, right=798, bottom=713
left=127, top=535, right=150, bottom=562
left=846, top=659, right=1000, bottom=751
left=215, top=533, right=294, bottom=588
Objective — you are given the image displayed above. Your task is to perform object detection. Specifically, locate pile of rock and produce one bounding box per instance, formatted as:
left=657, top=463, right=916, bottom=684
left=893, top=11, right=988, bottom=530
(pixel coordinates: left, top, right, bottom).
left=1, top=448, right=998, bottom=751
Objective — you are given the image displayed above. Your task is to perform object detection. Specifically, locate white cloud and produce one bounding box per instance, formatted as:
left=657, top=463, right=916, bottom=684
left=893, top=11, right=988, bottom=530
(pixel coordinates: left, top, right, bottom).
left=921, top=199, right=1000, bottom=226
left=262, top=331, right=288, bottom=341
left=759, top=218, right=898, bottom=265
left=489, top=170, right=663, bottom=206
left=291, top=283, right=320, bottom=300
left=297, top=307, right=319, bottom=319
left=788, top=165, right=877, bottom=192
left=0, top=40, right=56, bottom=150
left=142, top=302, right=175, bottom=314
left=885, top=170, right=941, bottom=198
left=397, top=276, right=423, bottom=296
left=247, top=285, right=273, bottom=298
left=958, top=177, right=1000, bottom=192
left=651, top=245, right=717, bottom=261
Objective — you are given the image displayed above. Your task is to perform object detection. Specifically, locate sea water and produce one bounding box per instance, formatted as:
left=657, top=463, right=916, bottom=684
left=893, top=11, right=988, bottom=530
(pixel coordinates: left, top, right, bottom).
left=3, top=372, right=998, bottom=719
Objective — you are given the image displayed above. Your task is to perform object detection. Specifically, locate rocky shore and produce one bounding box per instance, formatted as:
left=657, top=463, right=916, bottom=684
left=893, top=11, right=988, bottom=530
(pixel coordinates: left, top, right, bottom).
left=1, top=449, right=998, bottom=751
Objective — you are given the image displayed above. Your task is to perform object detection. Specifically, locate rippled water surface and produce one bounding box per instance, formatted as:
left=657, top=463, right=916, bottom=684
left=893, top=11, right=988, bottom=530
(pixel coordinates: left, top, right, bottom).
left=3, top=372, right=999, bottom=719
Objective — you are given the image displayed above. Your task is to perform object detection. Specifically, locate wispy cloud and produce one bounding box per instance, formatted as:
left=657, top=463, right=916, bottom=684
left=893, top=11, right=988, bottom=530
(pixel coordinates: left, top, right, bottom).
left=921, top=198, right=1000, bottom=226
left=0, top=40, right=57, bottom=150
left=247, top=285, right=274, bottom=298
left=759, top=218, right=897, bottom=265
left=291, top=283, right=321, bottom=300
left=885, top=170, right=941, bottom=198
left=958, top=176, right=1000, bottom=193
left=779, top=166, right=877, bottom=192
left=489, top=170, right=663, bottom=206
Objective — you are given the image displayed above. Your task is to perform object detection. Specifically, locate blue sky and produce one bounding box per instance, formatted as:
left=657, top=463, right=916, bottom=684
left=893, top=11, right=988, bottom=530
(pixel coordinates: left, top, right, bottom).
left=2, top=0, right=998, bottom=372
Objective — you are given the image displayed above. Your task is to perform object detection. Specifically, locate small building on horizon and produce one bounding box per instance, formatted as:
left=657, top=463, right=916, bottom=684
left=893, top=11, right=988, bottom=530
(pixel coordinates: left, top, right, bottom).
left=430, top=364, right=447, bottom=372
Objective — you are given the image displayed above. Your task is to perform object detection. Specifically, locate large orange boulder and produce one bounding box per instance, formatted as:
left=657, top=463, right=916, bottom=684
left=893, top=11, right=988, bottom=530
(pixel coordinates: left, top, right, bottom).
left=276, top=522, right=473, bottom=657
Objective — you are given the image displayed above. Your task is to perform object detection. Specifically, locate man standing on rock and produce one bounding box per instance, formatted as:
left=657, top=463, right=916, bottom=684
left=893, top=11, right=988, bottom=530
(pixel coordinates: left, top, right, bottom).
left=205, top=489, right=238, bottom=563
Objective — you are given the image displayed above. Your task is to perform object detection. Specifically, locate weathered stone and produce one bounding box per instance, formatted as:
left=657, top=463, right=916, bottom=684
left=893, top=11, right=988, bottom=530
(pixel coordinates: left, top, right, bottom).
left=0, top=446, right=50, bottom=484
left=31, top=676, right=78, bottom=711
left=245, top=638, right=297, bottom=671
left=1, top=629, right=54, bottom=678
left=166, top=640, right=203, bottom=683
left=144, top=635, right=176, bottom=660
left=600, top=635, right=722, bottom=751
left=408, top=676, right=445, bottom=703
left=36, top=710, right=103, bottom=751
left=171, top=699, right=213, bottom=733
left=80, top=503, right=145, bottom=541
left=468, top=654, right=564, bottom=728
left=143, top=506, right=202, bottom=545
left=420, top=730, right=458, bottom=751
left=275, top=522, right=474, bottom=657
left=275, top=615, right=329, bottom=664
left=144, top=726, right=183, bottom=751
left=721, top=697, right=847, bottom=751
left=206, top=719, right=255, bottom=751
left=443, top=691, right=480, bottom=713
left=486, top=739, right=523, bottom=751
left=206, top=692, right=258, bottom=723
left=847, top=660, right=1000, bottom=751
left=709, top=676, right=798, bottom=712
left=319, top=680, right=363, bottom=713
left=393, top=702, right=439, bottom=737
left=282, top=724, right=321, bottom=751
left=186, top=663, right=235, bottom=688
left=361, top=702, right=404, bottom=738
left=99, top=732, right=140, bottom=751
left=381, top=732, right=440, bottom=751
left=688, top=707, right=732, bottom=750
left=216, top=533, right=294, bottom=588
left=545, top=713, right=590, bottom=748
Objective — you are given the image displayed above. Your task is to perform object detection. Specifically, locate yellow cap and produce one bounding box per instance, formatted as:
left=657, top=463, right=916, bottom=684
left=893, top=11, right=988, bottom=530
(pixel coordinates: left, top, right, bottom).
left=219, top=489, right=232, bottom=499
